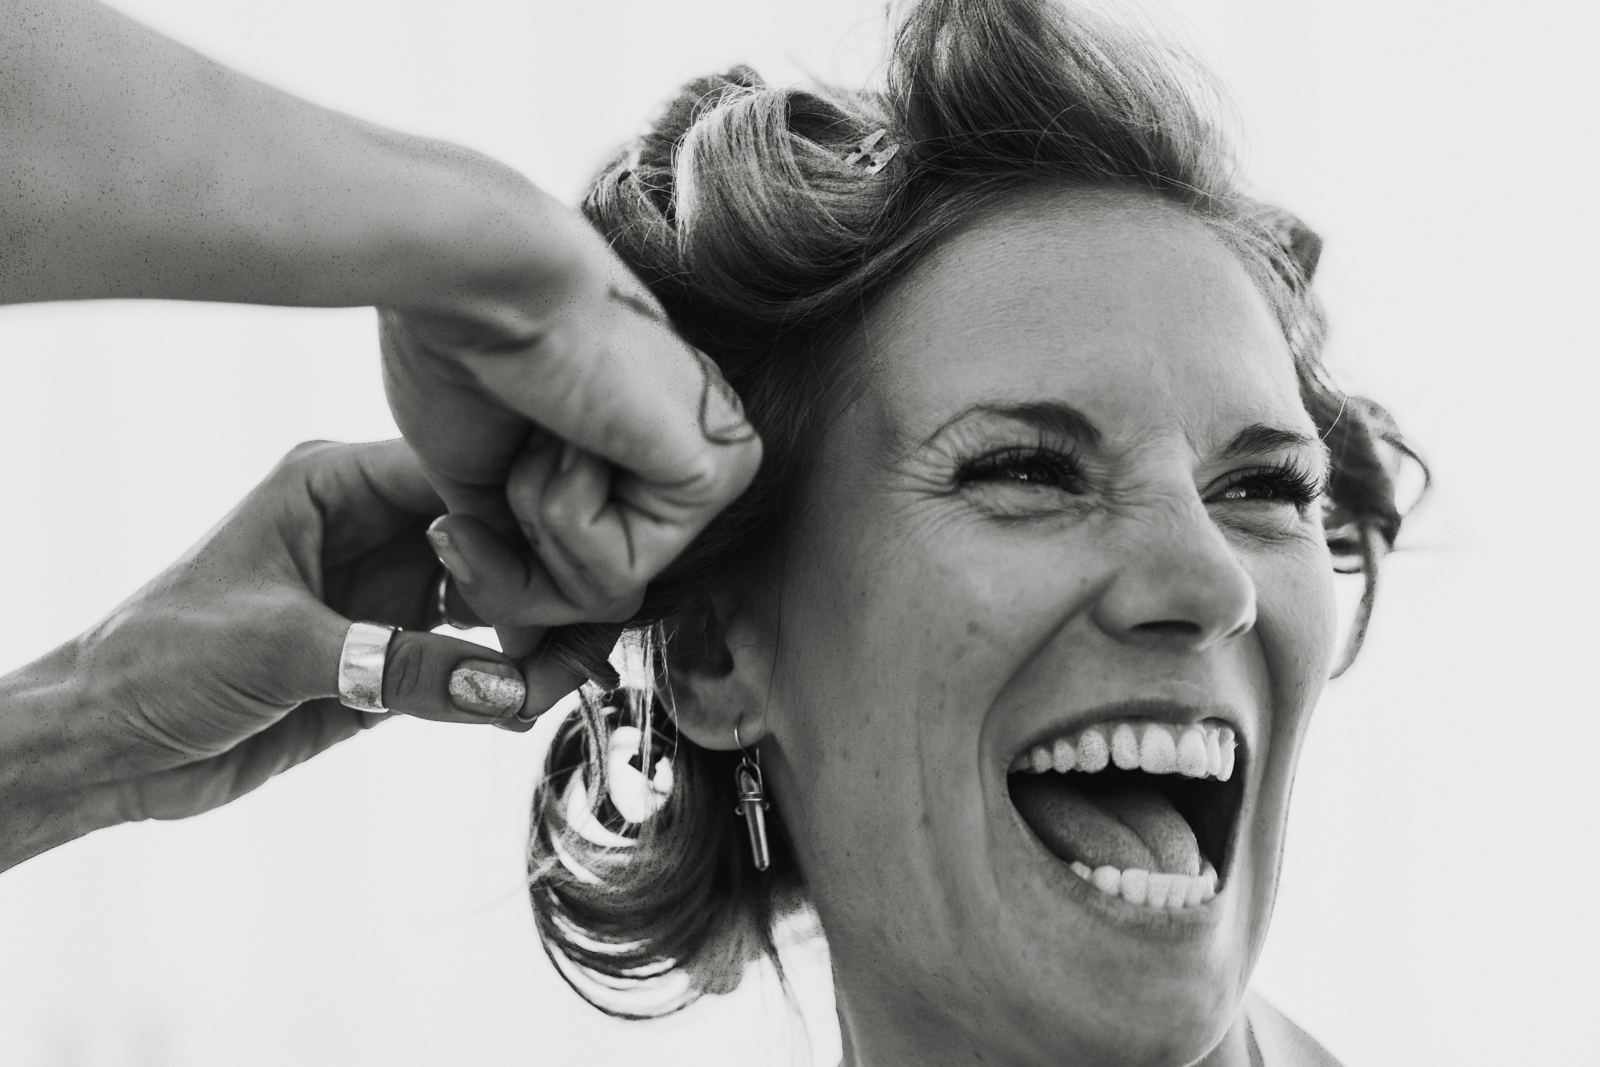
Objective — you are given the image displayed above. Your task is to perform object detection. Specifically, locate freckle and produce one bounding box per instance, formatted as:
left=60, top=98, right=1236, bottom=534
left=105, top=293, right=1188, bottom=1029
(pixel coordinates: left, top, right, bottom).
left=966, top=620, right=981, bottom=636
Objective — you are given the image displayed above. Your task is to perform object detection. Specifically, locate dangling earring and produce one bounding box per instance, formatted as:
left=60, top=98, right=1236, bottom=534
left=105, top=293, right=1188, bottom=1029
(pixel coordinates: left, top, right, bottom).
left=733, top=724, right=770, bottom=872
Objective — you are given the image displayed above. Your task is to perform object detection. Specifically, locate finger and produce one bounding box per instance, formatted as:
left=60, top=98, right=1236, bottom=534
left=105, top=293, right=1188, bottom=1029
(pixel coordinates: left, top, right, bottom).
left=424, top=513, right=611, bottom=629
left=379, top=317, right=529, bottom=541
left=300, top=601, right=529, bottom=724
left=380, top=630, right=529, bottom=723
left=491, top=640, right=589, bottom=734
left=438, top=572, right=486, bottom=630
left=280, top=439, right=448, bottom=566
left=422, top=512, right=547, bottom=659
left=507, top=437, right=645, bottom=623
left=384, top=220, right=763, bottom=533
left=461, top=272, right=763, bottom=497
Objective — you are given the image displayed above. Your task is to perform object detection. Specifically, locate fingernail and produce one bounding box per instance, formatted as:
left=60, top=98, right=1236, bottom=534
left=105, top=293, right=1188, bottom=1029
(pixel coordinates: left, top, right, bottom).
left=426, top=520, right=476, bottom=584
left=449, top=661, right=526, bottom=717
left=557, top=440, right=578, bottom=474
left=695, top=350, right=756, bottom=445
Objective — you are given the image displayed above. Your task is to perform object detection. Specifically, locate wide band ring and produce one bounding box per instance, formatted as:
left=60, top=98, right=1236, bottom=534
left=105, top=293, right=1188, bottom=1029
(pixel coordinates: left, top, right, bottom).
left=338, top=621, right=398, bottom=713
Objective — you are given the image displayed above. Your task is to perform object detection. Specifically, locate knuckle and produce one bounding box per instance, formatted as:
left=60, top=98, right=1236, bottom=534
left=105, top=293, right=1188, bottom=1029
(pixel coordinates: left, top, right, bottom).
left=383, top=636, right=428, bottom=703
left=538, top=490, right=582, bottom=531
left=282, top=439, right=337, bottom=468
left=270, top=440, right=339, bottom=487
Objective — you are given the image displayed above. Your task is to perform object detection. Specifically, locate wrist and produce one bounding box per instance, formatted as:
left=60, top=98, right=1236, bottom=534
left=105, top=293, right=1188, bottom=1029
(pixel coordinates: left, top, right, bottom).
left=237, top=101, right=558, bottom=315
left=0, top=640, right=126, bottom=873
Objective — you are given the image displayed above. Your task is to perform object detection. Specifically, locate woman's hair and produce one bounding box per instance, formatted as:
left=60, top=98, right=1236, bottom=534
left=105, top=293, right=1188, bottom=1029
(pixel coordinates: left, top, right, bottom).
left=528, top=0, right=1424, bottom=1017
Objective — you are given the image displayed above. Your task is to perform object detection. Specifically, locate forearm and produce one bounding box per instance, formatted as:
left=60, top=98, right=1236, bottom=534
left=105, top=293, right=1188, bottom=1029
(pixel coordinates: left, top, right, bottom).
left=0, top=0, right=536, bottom=310
left=0, top=639, right=125, bottom=873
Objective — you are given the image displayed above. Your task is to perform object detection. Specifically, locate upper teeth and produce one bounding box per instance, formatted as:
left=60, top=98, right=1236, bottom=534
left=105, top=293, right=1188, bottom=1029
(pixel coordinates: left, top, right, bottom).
left=1010, top=720, right=1236, bottom=781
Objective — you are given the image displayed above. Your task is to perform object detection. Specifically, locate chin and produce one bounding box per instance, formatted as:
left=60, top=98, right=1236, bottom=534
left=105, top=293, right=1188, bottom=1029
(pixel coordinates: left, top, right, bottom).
left=964, top=711, right=1284, bottom=1065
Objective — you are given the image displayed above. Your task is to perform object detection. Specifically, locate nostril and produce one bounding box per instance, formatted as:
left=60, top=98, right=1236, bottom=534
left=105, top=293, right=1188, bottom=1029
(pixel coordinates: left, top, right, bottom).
left=1132, top=620, right=1203, bottom=637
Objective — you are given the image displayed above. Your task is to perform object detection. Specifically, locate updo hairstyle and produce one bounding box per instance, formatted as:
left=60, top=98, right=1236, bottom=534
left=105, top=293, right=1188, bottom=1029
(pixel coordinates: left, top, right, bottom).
left=528, top=0, right=1425, bottom=1017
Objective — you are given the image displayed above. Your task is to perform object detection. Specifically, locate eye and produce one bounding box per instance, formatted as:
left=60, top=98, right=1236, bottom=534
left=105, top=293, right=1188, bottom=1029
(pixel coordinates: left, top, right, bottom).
left=1208, top=461, right=1323, bottom=511
left=957, top=447, right=1087, bottom=495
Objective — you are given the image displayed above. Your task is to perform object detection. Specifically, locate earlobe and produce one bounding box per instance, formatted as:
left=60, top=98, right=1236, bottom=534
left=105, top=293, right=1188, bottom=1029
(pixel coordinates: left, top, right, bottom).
left=664, top=597, right=772, bottom=751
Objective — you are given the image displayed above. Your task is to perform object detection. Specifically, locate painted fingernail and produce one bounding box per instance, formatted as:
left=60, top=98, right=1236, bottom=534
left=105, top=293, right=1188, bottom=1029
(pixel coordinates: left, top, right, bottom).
left=449, top=661, right=526, bottom=717
left=426, top=520, right=476, bottom=584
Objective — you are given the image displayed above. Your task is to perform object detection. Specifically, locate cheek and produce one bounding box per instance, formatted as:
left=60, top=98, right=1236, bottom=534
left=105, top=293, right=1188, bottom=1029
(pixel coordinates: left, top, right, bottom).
left=1251, top=537, right=1337, bottom=749
left=763, top=508, right=1104, bottom=908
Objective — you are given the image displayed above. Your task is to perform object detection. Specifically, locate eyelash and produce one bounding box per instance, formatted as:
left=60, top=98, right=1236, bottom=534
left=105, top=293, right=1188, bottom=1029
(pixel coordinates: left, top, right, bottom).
left=956, top=446, right=1086, bottom=494
left=956, top=450, right=1324, bottom=510
left=1208, top=461, right=1325, bottom=510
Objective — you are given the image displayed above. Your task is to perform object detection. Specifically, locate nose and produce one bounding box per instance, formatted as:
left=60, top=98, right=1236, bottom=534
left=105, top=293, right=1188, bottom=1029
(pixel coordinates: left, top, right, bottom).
left=1090, top=499, right=1257, bottom=652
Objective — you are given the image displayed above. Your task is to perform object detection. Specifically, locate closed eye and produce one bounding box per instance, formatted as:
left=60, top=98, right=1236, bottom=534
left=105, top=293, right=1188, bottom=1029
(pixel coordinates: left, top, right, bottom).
left=957, top=447, right=1087, bottom=495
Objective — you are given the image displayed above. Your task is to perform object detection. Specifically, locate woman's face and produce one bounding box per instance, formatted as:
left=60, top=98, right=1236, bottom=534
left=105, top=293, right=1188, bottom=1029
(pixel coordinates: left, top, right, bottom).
left=749, top=190, right=1336, bottom=1065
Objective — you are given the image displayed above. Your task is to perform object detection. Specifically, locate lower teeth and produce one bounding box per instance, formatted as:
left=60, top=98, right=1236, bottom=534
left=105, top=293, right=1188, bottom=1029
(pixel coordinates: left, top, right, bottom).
left=1068, top=859, right=1219, bottom=909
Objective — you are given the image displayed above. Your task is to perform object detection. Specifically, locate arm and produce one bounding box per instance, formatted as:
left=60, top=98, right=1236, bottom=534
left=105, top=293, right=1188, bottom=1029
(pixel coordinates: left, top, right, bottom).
left=3, top=0, right=762, bottom=668
left=0, top=0, right=520, bottom=308
left=0, top=641, right=121, bottom=871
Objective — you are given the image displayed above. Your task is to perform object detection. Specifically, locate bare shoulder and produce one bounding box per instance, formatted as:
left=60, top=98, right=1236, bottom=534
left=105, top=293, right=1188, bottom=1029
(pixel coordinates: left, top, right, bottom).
left=1243, top=991, right=1345, bottom=1067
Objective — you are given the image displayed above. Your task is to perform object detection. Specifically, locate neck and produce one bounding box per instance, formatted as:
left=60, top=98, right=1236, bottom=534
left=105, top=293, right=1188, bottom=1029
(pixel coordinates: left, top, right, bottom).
left=832, top=973, right=1256, bottom=1067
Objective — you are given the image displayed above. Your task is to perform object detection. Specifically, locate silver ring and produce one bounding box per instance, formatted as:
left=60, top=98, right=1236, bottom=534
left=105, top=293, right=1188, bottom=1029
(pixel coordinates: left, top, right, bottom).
left=434, top=570, right=474, bottom=630
left=338, top=621, right=397, bottom=713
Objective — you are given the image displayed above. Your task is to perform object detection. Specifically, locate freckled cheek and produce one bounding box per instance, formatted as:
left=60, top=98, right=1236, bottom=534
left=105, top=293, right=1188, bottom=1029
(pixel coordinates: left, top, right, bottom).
left=771, top=530, right=1046, bottom=875
left=777, top=524, right=1094, bottom=851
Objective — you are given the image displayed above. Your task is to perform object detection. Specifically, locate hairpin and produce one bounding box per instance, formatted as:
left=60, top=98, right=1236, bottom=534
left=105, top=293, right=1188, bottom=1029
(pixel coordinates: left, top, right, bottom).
left=841, top=128, right=900, bottom=176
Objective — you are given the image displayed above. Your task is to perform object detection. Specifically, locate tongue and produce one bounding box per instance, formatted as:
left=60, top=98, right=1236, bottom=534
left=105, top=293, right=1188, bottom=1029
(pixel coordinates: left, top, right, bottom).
left=1010, top=773, right=1201, bottom=876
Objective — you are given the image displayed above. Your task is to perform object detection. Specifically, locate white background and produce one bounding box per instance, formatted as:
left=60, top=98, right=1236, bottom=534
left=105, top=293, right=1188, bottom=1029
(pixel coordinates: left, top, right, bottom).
left=1, top=0, right=1595, bottom=1063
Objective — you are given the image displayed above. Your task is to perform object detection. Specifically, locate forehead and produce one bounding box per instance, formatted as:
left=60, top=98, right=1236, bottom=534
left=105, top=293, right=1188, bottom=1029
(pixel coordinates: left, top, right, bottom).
left=860, top=189, right=1307, bottom=448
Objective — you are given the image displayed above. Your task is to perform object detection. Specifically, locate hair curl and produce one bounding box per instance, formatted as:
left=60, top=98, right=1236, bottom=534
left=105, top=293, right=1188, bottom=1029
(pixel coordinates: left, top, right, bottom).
left=527, top=0, right=1425, bottom=1017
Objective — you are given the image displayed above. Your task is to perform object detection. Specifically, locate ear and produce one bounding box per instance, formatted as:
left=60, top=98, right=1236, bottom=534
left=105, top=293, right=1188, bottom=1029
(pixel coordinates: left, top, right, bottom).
left=664, top=596, right=774, bottom=752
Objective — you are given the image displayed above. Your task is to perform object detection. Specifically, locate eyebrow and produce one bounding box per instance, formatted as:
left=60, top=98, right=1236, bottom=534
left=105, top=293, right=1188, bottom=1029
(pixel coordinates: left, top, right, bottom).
left=919, top=401, right=1104, bottom=450
left=1219, top=424, right=1328, bottom=464
left=920, top=403, right=1328, bottom=467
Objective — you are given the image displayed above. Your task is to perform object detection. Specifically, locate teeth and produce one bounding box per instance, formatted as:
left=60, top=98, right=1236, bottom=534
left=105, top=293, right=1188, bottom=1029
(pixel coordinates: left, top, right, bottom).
left=1076, top=727, right=1110, bottom=772
left=1138, top=724, right=1178, bottom=775
left=1110, top=723, right=1140, bottom=769
left=1176, top=726, right=1208, bottom=778
left=1075, top=862, right=1220, bottom=910
left=1013, top=719, right=1239, bottom=782
left=1146, top=872, right=1177, bottom=909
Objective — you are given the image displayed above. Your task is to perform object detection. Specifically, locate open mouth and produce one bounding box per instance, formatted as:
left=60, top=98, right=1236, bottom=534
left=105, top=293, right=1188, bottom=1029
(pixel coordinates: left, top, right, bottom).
left=1007, top=719, right=1244, bottom=911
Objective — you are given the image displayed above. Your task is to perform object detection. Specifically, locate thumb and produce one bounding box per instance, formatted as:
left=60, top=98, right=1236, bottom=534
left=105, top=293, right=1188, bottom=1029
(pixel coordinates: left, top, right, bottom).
left=381, top=630, right=529, bottom=723
left=308, top=607, right=530, bottom=724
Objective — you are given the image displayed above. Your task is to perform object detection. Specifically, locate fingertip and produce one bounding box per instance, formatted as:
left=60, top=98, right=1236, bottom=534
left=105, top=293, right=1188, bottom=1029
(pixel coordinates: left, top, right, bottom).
left=447, top=659, right=527, bottom=717
left=426, top=515, right=478, bottom=586
left=381, top=631, right=524, bottom=724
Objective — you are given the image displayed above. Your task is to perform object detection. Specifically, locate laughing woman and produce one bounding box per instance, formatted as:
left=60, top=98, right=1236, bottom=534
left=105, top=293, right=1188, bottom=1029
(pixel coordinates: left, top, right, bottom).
left=433, top=0, right=1419, bottom=1063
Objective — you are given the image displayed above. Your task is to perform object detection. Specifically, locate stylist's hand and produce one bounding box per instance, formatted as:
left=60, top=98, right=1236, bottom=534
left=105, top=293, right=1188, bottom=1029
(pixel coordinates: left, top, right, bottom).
left=44, top=440, right=571, bottom=830
left=378, top=186, right=761, bottom=657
